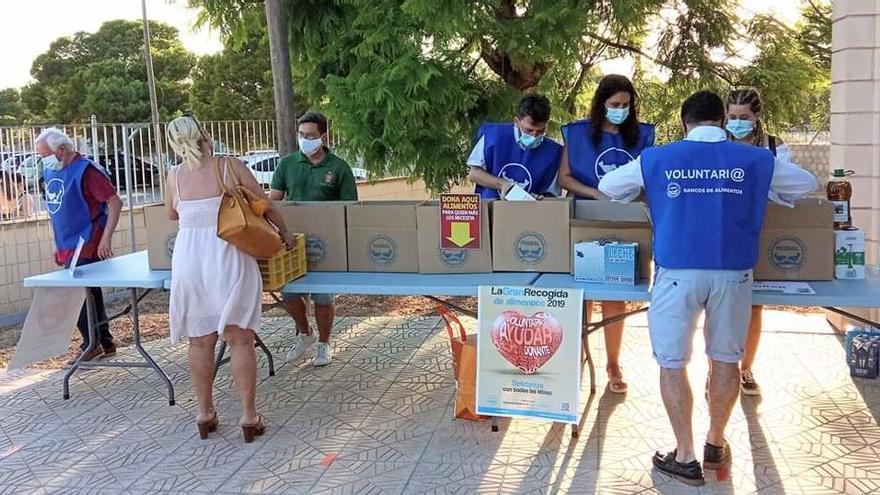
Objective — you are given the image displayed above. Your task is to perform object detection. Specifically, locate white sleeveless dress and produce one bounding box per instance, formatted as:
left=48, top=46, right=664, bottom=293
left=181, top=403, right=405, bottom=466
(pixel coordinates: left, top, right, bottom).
left=169, top=168, right=262, bottom=343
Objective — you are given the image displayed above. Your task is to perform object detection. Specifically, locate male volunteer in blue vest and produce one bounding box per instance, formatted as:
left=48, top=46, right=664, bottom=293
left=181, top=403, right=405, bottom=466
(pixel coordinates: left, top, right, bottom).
left=467, top=94, right=562, bottom=199
left=36, top=128, right=124, bottom=365
left=599, top=91, right=816, bottom=486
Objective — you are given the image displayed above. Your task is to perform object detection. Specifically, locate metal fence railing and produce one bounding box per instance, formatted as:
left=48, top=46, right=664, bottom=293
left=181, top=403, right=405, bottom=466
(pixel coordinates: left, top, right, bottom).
left=0, top=119, right=282, bottom=222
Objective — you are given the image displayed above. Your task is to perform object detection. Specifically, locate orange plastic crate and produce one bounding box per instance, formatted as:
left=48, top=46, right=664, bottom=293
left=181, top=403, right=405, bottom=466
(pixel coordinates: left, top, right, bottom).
left=257, top=234, right=307, bottom=291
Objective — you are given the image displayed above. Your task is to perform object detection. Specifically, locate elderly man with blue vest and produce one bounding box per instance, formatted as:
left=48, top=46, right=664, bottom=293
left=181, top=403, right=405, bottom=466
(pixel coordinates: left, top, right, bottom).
left=467, top=94, right=562, bottom=199
left=599, top=91, right=817, bottom=486
left=36, top=128, right=123, bottom=365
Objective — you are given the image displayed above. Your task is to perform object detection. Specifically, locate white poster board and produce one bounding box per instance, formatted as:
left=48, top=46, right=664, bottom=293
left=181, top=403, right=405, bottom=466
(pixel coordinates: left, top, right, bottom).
left=8, top=287, right=85, bottom=370
left=476, top=286, right=583, bottom=424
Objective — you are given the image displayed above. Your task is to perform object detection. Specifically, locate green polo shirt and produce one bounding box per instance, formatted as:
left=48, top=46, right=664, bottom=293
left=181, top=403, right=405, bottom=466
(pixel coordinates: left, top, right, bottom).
left=270, top=149, right=359, bottom=201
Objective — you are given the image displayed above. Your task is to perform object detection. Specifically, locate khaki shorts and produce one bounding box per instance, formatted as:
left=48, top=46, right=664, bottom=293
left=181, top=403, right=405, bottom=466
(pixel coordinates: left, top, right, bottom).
left=648, top=267, right=753, bottom=368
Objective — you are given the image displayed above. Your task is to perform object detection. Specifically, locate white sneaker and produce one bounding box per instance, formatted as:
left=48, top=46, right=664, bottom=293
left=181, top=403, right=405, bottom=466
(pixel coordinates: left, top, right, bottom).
left=313, top=342, right=332, bottom=367
left=286, top=332, right=318, bottom=362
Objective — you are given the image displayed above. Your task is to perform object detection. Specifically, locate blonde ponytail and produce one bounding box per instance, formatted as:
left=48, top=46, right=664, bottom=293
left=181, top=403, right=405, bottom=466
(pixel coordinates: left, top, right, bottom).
left=166, top=116, right=208, bottom=171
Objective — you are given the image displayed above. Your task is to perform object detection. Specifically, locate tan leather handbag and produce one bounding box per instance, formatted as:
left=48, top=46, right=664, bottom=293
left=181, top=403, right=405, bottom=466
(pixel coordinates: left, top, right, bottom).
left=215, top=157, right=283, bottom=258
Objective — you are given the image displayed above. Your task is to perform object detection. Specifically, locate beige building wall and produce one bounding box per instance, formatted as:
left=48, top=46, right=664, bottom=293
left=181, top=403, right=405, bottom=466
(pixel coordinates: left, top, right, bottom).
left=830, top=0, right=880, bottom=325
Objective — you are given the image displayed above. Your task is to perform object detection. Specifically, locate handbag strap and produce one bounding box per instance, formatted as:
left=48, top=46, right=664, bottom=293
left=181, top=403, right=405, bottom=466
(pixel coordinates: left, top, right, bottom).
left=214, top=156, right=243, bottom=194
left=436, top=305, right=467, bottom=343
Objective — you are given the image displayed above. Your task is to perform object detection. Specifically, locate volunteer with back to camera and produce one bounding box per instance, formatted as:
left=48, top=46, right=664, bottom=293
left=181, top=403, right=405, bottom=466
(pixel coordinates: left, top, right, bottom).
left=557, top=74, right=655, bottom=394
left=599, top=90, right=816, bottom=486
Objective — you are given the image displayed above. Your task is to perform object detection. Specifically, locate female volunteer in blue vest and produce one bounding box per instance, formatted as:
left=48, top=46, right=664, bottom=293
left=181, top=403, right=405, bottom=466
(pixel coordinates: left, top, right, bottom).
left=467, top=94, right=562, bottom=199
left=557, top=74, right=655, bottom=394
left=726, top=87, right=794, bottom=397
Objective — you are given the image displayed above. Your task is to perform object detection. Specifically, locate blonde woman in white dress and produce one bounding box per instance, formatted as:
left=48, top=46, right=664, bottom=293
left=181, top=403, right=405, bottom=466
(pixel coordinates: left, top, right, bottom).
left=165, top=115, right=296, bottom=443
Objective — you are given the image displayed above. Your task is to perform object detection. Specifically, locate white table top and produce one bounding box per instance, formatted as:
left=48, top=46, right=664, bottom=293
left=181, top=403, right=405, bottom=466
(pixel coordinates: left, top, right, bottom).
left=533, top=268, right=880, bottom=308
left=23, top=251, right=170, bottom=289
left=282, top=271, right=541, bottom=297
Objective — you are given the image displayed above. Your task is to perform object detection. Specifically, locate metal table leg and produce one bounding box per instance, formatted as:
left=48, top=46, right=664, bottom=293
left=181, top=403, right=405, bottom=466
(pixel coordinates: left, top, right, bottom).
left=129, top=288, right=175, bottom=405
left=213, top=334, right=274, bottom=378
left=63, top=288, right=175, bottom=404
left=213, top=341, right=228, bottom=380
left=255, top=334, right=275, bottom=376
left=63, top=288, right=97, bottom=400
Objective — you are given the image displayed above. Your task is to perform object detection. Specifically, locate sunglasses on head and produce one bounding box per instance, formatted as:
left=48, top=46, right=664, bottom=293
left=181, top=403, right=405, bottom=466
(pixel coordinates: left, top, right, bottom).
left=181, top=111, right=204, bottom=132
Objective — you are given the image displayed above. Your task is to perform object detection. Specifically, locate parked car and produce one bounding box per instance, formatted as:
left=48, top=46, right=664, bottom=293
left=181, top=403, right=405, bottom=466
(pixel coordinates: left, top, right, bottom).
left=96, top=153, right=162, bottom=191
left=241, top=151, right=279, bottom=189
left=351, top=167, right=368, bottom=181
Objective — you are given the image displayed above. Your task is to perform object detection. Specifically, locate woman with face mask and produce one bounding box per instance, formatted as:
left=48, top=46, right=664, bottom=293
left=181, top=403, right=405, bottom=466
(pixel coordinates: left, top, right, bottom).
left=557, top=74, right=656, bottom=394
left=724, top=87, right=793, bottom=397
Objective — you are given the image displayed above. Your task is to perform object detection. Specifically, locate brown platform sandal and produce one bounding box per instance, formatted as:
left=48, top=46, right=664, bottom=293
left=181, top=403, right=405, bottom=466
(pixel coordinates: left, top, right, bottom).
left=241, top=414, right=266, bottom=443
left=197, top=412, right=219, bottom=440
left=608, top=367, right=628, bottom=394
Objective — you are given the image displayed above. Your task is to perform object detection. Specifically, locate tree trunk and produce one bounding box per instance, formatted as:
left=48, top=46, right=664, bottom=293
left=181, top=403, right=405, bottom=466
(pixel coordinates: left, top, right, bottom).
left=265, top=0, right=297, bottom=155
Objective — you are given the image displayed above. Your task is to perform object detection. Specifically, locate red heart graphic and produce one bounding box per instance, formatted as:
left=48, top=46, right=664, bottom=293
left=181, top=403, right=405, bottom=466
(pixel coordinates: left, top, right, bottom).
left=490, top=310, right=563, bottom=374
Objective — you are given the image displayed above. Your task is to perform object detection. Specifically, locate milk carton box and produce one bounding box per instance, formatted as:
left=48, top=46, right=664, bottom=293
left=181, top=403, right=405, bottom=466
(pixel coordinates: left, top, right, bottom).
left=574, top=241, right=638, bottom=284
left=835, top=228, right=866, bottom=280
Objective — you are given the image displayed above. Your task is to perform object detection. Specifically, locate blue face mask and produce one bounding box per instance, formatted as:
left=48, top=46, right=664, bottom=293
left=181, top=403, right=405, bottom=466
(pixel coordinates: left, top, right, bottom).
left=606, top=107, right=630, bottom=125
left=726, top=119, right=754, bottom=140
left=516, top=126, right=544, bottom=149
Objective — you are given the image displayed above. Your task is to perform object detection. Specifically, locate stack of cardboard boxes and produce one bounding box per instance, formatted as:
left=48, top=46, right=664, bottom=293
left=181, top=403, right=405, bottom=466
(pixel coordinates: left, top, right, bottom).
left=144, top=197, right=843, bottom=282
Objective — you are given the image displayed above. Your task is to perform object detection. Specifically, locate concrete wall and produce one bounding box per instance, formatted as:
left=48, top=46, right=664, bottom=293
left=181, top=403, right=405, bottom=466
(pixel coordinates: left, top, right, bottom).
left=789, top=144, right=830, bottom=188
left=830, top=0, right=880, bottom=325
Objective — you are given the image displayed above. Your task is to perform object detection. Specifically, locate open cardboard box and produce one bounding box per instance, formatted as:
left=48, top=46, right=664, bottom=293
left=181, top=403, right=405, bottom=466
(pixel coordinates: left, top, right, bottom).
left=571, top=201, right=653, bottom=279
left=144, top=204, right=177, bottom=270
left=277, top=201, right=353, bottom=272
left=754, top=198, right=834, bottom=281
left=346, top=201, right=422, bottom=272
left=491, top=198, right=572, bottom=273
left=416, top=201, right=492, bottom=273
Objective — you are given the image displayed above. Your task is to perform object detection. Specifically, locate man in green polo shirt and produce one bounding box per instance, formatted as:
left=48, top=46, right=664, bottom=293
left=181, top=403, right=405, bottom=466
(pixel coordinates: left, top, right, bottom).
left=270, top=111, right=358, bottom=367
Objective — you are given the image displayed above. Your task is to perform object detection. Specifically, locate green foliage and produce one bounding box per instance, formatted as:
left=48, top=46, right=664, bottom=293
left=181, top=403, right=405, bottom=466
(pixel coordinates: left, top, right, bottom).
left=0, top=88, right=25, bottom=126
left=738, top=0, right=831, bottom=133
left=192, top=0, right=744, bottom=191
left=189, top=17, right=279, bottom=120
left=28, top=20, right=195, bottom=123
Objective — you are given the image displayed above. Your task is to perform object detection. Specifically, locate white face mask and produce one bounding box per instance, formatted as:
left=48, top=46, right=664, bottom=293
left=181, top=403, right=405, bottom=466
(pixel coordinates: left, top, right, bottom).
left=41, top=154, right=60, bottom=169
left=298, top=137, right=323, bottom=156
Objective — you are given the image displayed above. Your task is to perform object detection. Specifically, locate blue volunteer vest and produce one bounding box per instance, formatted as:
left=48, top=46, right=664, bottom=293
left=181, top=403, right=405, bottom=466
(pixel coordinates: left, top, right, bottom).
left=642, top=139, right=774, bottom=270
left=474, top=123, right=562, bottom=199
left=562, top=120, right=654, bottom=193
left=43, top=156, right=109, bottom=250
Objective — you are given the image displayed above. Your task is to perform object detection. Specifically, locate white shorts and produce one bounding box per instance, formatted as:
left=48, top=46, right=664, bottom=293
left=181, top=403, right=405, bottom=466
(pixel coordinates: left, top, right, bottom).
left=648, top=267, right=753, bottom=368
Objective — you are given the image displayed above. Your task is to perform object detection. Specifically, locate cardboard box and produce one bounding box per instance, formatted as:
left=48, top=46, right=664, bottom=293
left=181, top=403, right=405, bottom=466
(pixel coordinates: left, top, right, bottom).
left=277, top=201, right=352, bottom=272
left=491, top=198, right=572, bottom=273
left=144, top=204, right=177, bottom=270
left=570, top=201, right=653, bottom=279
left=417, top=201, right=492, bottom=273
left=346, top=201, right=422, bottom=272
left=835, top=228, right=866, bottom=280
left=574, top=241, right=638, bottom=284
left=754, top=199, right=834, bottom=281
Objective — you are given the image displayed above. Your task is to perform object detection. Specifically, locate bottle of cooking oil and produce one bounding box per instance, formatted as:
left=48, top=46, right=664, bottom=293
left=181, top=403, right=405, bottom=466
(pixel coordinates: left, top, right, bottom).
left=827, top=169, right=853, bottom=229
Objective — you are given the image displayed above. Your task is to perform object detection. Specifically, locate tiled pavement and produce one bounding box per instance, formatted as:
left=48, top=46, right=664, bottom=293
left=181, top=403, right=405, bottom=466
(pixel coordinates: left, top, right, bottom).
left=0, top=309, right=879, bottom=494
